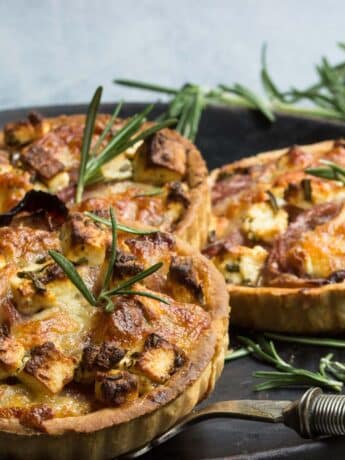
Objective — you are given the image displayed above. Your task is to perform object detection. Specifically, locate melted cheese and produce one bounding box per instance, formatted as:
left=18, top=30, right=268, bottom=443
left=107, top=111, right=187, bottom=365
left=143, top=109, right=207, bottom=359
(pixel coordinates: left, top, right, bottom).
left=241, top=202, right=288, bottom=243
left=215, top=245, right=268, bottom=286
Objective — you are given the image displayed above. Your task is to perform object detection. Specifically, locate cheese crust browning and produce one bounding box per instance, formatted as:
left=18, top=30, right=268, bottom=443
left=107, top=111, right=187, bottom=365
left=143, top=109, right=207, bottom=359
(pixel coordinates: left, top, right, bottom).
left=207, top=139, right=345, bottom=333
left=0, top=113, right=210, bottom=249
left=0, top=112, right=228, bottom=460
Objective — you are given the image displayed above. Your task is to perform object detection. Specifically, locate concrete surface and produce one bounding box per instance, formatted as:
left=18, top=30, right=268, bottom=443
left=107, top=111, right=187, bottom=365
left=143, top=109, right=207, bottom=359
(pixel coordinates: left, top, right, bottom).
left=0, top=0, right=344, bottom=109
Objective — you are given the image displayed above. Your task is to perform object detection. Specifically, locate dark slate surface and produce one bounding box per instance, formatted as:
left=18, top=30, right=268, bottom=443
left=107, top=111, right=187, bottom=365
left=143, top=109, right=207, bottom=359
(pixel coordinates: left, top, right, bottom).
left=1, top=104, right=345, bottom=459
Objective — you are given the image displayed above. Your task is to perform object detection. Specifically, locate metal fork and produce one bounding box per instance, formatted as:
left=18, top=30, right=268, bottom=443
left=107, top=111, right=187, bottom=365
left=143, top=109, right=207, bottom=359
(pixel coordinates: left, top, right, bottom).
left=120, top=387, right=345, bottom=458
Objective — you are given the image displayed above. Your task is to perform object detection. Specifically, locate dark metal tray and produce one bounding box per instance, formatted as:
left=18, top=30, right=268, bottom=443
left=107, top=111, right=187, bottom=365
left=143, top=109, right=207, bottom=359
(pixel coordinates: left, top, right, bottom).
left=1, top=103, right=345, bottom=460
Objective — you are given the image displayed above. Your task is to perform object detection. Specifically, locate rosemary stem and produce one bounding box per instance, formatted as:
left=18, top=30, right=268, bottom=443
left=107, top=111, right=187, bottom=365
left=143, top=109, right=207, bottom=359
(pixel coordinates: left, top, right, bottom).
left=273, top=101, right=345, bottom=121
left=225, top=347, right=251, bottom=361
left=114, top=79, right=178, bottom=95
left=264, top=332, right=345, bottom=348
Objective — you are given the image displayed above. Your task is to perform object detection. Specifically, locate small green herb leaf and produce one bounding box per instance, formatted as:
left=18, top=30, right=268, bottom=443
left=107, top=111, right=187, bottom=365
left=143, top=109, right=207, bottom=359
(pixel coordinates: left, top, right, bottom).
left=102, top=208, right=117, bottom=293
left=91, top=101, right=123, bottom=155
left=237, top=335, right=343, bottom=392
left=220, top=82, right=275, bottom=122
left=301, top=178, right=312, bottom=201
left=48, top=250, right=97, bottom=306
left=85, top=212, right=157, bottom=235
left=264, top=332, right=345, bottom=348
left=306, top=160, right=345, bottom=184
left=104, top=262, right=163, bottom=297
left=114, top=79, right=178, bottom=95
left=76, top=86, right=103, bottom=203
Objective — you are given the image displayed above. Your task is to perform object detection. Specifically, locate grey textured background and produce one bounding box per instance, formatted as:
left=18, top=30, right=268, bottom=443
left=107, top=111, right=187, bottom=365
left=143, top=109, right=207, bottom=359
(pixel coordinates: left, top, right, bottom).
left=1, top=0, right=344, bottom=110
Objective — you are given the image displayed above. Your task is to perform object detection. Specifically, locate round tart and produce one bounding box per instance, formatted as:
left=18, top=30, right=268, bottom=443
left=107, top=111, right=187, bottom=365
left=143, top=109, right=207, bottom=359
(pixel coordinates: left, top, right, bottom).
left=0, top=110, right=228, bottom=458
left=206, top=139, right=345, bottom=334
left=0, top=200, right=228, bottom=459
left=0, top=112, right=210, bottom=249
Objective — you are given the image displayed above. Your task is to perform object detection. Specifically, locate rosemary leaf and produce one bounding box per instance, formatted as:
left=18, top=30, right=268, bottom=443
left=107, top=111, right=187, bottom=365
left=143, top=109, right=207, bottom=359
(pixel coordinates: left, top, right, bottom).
left=320, top=159, right=345, bottom=175
left=84, top=104, right=153, bottom=183
left=301, top=178, right=312, bottom=201
left=306, top=160, right=345, bottom=184
left=102, top=208, right=117, bottom=292
left=120, top=118, right=177, bottom=151
left=104, top=262, right=163, bottom=296
left=320, top=353, right=345, bottom=382
left=114, top=79, right=178, bottom=95
left=91, top=101, right=123, bottom=155
left=220, top=82, right=275, bottom=122
left=85, top=211, right=157, bottom=235
left=264, top=332, right=345, bottom=348
left=76, top=86, right=102, bottom=203
left=48, top=250, right=97, bottom=306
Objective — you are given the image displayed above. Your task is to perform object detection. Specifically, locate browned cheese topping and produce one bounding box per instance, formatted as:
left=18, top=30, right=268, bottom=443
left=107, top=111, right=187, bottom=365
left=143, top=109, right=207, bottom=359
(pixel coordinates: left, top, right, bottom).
left=206, top=141, right=345, bottom=288
left=0, top=113, right=211, bottom=431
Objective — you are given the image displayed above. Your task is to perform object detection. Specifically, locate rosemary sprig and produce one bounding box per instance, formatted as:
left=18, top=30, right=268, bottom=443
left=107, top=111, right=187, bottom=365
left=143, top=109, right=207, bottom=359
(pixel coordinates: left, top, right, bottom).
left=84, top=211, right=158, bottom=235
left=305, top=159, right=345, bottom=184
left=48, top=210, right=168, bottom=312
left=219, top=83, right=275, bottom=122
left=115, top=79, right=273, bottom=141
left=237, top=335, right=343, bottom=392
left=114, top=42, right=345, bottom=142
left=48, top=250, right=97, bottom=306
left=76, top=87, right=176, bottom=203
left=76, top=86, right=102, bottom=203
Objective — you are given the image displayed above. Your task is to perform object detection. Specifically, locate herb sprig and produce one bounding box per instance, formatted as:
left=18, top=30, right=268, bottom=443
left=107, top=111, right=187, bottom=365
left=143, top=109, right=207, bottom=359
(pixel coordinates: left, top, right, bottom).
left=306, top=159, right=345, bottom=184
left=76, top=86, right=176, bottom=203
left=115, top=42, right=345, bottom=142
left=115, top=79, right=274, bottom=141
left=48, top=209, right=168, bottom=312
left=237, top=335, right=343, bottom=392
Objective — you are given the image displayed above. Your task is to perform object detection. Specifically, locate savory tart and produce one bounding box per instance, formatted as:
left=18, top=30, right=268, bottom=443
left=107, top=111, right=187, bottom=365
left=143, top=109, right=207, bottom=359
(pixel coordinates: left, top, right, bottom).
left=0, top=110, right=210, bottom=249
left=206, top=139, right=345, bottom=334
left=0, top=102, right=228, bottom=459
left=0, top=196, right=229, bottom=459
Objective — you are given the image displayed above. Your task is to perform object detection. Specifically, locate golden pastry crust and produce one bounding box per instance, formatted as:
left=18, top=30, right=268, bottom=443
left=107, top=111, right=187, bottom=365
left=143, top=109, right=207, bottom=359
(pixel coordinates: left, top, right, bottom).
left=0, top=235, right=228, bottom=459
left=208, top=139, right=345, bottom=334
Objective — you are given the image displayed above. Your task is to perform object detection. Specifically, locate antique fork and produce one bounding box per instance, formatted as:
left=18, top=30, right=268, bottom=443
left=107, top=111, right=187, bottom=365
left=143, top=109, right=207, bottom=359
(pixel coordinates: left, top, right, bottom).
left=121, top=387, right=345, bottom=458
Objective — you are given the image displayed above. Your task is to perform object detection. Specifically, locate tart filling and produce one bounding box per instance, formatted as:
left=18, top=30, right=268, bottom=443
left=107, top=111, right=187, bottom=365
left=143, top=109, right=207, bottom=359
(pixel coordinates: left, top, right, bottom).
left=0, top=112, right=227, bottom=435
left=0, top=113, right=209, bottom=245
left=206, top=140, right=345, bottom=288
left=0, top=203, right=224, bottom=432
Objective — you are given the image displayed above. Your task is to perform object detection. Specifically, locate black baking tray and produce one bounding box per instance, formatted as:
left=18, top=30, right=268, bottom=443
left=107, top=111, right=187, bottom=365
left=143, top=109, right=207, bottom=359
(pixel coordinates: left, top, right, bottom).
left=1, top=103, right=345, bottom=460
